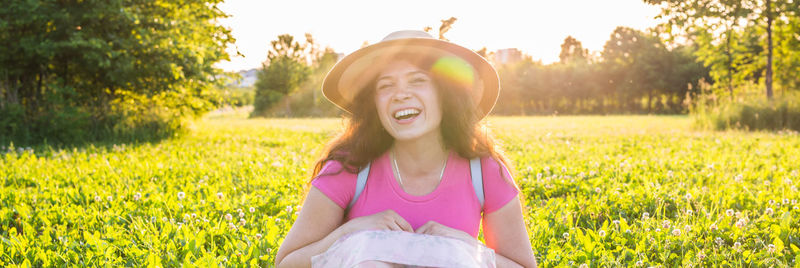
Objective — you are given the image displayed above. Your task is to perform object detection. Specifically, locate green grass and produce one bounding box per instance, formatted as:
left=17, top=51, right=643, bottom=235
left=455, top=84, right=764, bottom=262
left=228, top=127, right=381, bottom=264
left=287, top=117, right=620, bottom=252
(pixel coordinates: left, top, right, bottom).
left=1, top=112, right=798, bottom=267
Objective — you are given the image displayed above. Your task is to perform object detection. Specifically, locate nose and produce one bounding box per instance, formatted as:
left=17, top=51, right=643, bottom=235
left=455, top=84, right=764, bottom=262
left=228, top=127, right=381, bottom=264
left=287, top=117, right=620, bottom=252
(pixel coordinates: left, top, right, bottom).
left=391, top=85, right=412, bottom=102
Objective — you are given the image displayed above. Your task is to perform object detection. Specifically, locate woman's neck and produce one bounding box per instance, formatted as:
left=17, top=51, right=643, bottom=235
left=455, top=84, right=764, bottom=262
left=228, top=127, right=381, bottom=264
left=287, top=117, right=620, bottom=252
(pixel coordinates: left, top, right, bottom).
left=391, top=132, right=448, bottom=180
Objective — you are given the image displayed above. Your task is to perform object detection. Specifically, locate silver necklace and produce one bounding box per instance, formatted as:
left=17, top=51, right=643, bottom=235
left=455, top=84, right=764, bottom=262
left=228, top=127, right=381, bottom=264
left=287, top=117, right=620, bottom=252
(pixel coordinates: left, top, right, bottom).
left=391, top=148, right=447, bottom=188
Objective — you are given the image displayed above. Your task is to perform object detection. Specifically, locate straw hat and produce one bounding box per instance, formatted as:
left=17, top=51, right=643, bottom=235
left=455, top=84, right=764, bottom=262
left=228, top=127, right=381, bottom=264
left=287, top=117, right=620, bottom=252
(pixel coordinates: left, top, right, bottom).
left=322, top=30, right=499, bottom=119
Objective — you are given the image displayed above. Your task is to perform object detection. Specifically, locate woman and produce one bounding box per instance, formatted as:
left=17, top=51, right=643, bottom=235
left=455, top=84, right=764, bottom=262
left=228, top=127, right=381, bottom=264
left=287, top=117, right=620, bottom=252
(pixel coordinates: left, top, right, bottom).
left=275, top=30, right=536, bottom=267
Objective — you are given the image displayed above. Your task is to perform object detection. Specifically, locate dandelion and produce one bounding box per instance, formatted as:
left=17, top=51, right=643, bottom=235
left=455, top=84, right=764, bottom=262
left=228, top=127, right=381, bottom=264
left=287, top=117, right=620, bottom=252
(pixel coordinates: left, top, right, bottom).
left=177, top=191, right=185, bottom=200
left=767, top=244, right=776, bottom=253
left=765, top=207, right=774, bottom=216
left=672, top=228, right=681, bottom=236
left=563, top=232, right=570, bottom=239
left=225, top=213, right=233, bottom=221
left=715, top=237, right=724, bottom=246
left=642, top=212, right=650, bottom=220
left=249, top=207, right=255, bottom=213
left=217, top=192, right=224, bottom=199
left=598, top=230, right=606, bottom=237
left=725, top=209, right=735, bottom=217
left=255, top=233, right=263, bottom=239
left=133, top=192, right=142, bottom=201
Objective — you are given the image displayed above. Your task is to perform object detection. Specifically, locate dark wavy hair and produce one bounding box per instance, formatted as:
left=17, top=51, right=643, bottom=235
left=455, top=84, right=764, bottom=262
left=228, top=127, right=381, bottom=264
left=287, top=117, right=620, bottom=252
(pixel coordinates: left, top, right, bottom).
left=310, top=54, right=513, bottom=180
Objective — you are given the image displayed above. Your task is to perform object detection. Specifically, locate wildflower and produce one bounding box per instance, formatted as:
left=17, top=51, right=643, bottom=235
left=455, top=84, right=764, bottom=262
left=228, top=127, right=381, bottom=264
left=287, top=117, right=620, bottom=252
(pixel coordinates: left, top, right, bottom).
left=536, top=173, right=542, bottom=179
left=561, top=167, right=567, bottom=173
left=225, top=213, right=233, bottom=221
left=733, top=242, right=742, bottom=250
left=783, top=199, right=790, bottom=205
left=734, top=174, right=743, bottom=182
left=715, top=237, right=724, bottom=246
left=686, top=209, right=693, bottom=216
left=625, top=229, right=631, bottom=234
left=255, top=233, right=262, bottom=239
left=239, top=218, right=246, bottom=226
left=684, top=225, right=691, bottom=233
left=271, top=161, right=283, bottom=168
left=735, top=211, right=742, bottom=218
left=794, top=206, right=799, bottom=210
left=709, top=224, right=717, bottom=231
left=563, top=232, right=569, bottom=239
left=191, top=213, right=197, bottom=218
left=662, top=220, right=671, bottom=229
left=579, top=264, right=588, bottom=268
left=177, top=191, right=185, bottom=200
left=684, top=193, right=692, bottom=200
left=217, top=192, right=224, bottom=199
left=107, top=196, right=113, bottom=202
left=667, top=170, right=674, bottom=178
left=735, top=219, right=746, bottom=228
left=769, top=199, right=776, bottom=205
left=249, top=207, right=255, bottom=213
left=285, top=206, right=293, bottom=214
left=612, top=220, right=620, bottom=226
left=725, top=209, right=734, bottom=217
left=598, top=230, right=606, bottom=237
left=793, top=199, right=797, bottom=205
left=765, top=207, right=774, bottom=216
left=95, top=195, right=102, bottom=202
left=162, top=217, right=168, bottom=221
left=544, top=166, right=550, bottom=173
left=228, top=222, right=236, bottom=230
left=589, top=170, right=597, bottom=176
left=635, top=260, right=643, bottom=267
left=133, top=192, right=142, bottom=201
left=239, top=211, right=245, bottom=218
left=697, top=251, right=706, bottom=261
left=595, top=187, right=601, bottom=193
left=642, top=212, right=650, bottom=220
left=767, top=244, right=776, bottom=253
left=672, top=228, right=681, bottom=236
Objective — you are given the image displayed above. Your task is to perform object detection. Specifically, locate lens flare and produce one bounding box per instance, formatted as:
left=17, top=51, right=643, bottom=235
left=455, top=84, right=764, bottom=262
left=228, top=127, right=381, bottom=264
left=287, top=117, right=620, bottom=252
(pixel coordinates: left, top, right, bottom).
left=430, top=56, right=475, bottom=89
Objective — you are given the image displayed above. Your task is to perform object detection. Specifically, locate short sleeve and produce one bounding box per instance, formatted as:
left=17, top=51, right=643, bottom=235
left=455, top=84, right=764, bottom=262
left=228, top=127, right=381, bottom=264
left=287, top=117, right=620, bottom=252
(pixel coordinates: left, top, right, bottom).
left=481, top=157, right=520, bottom=214
left=310, top=160, right=357, bottom=209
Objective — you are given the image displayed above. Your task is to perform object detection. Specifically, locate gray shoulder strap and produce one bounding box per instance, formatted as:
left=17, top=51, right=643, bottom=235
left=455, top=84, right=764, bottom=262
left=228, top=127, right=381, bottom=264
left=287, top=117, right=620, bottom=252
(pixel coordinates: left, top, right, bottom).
left=470, top=157, right=485, bottom=209
left=348, top=162, right=370, bottom=211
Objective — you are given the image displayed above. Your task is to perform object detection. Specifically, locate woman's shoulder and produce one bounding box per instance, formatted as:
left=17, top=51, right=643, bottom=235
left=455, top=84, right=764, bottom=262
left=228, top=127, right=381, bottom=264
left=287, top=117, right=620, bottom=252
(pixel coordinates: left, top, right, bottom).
left=311, top=159, right=360, bottom=209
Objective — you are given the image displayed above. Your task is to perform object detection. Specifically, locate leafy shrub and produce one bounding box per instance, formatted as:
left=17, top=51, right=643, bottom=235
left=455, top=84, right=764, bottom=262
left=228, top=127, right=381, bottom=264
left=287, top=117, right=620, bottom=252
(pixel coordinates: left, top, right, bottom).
left=692, top=88, right=800, bottom=132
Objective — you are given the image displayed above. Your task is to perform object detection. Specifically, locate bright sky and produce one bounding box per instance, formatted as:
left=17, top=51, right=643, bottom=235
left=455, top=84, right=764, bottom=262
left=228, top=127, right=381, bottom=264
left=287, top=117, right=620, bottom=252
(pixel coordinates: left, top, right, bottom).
left=215, top=0, right=664, bottom=72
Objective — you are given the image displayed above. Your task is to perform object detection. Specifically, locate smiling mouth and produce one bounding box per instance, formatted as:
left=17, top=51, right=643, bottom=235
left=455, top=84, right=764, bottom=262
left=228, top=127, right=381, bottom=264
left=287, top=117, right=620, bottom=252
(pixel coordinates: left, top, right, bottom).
left=393, top=108, right=421, bottom=121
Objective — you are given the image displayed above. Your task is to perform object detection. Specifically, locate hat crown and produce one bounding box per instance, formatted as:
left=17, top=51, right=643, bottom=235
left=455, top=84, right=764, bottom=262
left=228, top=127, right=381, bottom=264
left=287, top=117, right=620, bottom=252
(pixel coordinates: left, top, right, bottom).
left=381, top=30, right=434, bottom=42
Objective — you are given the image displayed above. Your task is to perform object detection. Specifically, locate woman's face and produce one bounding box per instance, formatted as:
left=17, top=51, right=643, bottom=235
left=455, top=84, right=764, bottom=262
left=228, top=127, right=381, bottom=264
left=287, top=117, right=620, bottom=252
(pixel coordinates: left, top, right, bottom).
left=374, top=60, right=442, bottom=142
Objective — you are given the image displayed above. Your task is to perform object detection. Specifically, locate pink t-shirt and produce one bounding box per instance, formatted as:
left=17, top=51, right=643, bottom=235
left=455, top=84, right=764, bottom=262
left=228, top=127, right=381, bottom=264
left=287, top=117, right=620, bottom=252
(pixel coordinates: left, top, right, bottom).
left=311, top=150, right=519, bottom=238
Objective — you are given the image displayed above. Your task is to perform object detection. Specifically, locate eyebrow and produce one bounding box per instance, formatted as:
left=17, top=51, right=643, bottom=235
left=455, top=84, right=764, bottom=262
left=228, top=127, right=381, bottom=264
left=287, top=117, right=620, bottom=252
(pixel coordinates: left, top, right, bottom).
left=377, top=71, right=430, bottom=82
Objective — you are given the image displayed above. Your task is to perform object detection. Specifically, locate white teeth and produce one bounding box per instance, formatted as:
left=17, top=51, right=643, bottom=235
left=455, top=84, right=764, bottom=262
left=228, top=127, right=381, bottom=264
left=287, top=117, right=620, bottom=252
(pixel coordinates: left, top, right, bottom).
left=393, top=108, right=420, bottom=119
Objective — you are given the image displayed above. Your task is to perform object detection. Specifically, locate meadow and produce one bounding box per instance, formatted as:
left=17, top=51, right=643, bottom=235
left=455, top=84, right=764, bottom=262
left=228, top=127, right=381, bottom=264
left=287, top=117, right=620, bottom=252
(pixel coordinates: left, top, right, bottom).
left=1, top=110, right=799, bottom=267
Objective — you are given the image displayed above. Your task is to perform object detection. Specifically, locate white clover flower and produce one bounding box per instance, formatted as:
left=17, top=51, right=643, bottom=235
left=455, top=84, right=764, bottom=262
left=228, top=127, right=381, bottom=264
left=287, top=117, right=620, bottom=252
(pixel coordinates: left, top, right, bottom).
left=239, top=218, right=246, bottom=226
left=655, top=228, right=661, bottom=232
left=563, top=232, right=569, bottom=239
left=794, top=206, right=799, bottom=210
left=191, top=213, right=197, bottom=218
left=686, top=209, right=693, bottom=216
left=684, top=193, right=692, bottom=200
left=733, top=242, right=742, bottom=251
left=536, top=173, right=542, bottom=179
left=239, top=211, right=245, bottom=218
left=286, top=206, right=293, bottom=214
left=625, top=229, right=631, bottom=234
left=217, top=192, right=224, bottom=199
left=635, top=260, right=643, bottom=267
left=735, top=211, right=742, bottom=218
left=642, top=212, right=650, bottom=220
left=767, top=244, right=776, bottom=253
left=725, top=209, right=735, bottom=217
left=589, top=170, right=597, bottom=176
left=249, top=207, right=255, bottom=213
left=612, top=220, right=620, bottom=226
left=107, top=196, right=113, bottom=202
left=95, top=195, right=102, bottom=202
left=579, top=264, right=588, bottom=268
left=672, top=228, right=681, bottom=236
left=255, top=233, right=262, bottom=239
left=734, top=174, right=743, bottom=182
left=225, top=213, right=233, bottom=221
left=765, top=207, right=774, bottom=216
left=697, top=251, right=706, bottom=261
left=684, top=225, right=691, bottom=232
left=598, top=230, right=606, bottom=237
left=783, top=199, right=790, bottom=205
left=715, top=237, right=724, bottom=246
left=133, top=192, right=142, bottom=201
left=162, top=217, right=168, bottom=222
left=735, top=219, right=746, bottom=228
left=769, top=199, right=776, bottom=205
left=595, top=187, right=601, bottom=193
left=271, top=161, right=283, bottom=168
left=709, top=224, right=717, bottom=231
left=177, top=191, right=185, bottom=200
left=228, top=222, right=237, bottom=230
left=662, top=220, right=671, bottom=229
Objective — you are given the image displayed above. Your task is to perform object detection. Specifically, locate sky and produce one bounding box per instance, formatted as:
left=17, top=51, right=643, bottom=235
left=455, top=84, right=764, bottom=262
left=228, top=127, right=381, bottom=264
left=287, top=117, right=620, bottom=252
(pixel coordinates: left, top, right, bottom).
left=214, top=0, right=664, bottom=72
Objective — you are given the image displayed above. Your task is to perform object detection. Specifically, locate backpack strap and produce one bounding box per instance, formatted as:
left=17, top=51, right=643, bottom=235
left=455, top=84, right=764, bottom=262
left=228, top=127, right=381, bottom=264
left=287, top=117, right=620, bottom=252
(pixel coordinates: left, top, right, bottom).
left=470, top=157, right=485, bottom=210
left=347, top=162, right=370, bottom=211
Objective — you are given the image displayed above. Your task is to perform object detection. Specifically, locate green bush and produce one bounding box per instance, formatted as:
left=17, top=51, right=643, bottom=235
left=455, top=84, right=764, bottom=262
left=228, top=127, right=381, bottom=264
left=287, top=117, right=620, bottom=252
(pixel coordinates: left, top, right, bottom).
left=692, top=89, right=800, bottom=132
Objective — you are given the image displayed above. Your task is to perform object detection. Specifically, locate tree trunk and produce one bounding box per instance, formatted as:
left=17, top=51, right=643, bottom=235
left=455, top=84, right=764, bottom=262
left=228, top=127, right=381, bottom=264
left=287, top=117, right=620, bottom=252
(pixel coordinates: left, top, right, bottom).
left=726, top=27, right=734, bottom=100
left=765, top=0, right=774, bottom=99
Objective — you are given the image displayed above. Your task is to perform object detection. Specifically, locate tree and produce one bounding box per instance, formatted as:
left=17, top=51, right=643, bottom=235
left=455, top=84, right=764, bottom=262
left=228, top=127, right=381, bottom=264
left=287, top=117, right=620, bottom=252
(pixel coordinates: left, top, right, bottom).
left=252, top=34, right=311, bottom=117
left=559, top=36, right=588, bottom=64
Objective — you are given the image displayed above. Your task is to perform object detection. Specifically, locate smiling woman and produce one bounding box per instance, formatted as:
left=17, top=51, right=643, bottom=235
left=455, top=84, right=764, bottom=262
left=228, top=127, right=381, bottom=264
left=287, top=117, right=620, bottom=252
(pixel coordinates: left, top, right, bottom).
left=275, top=30, right=537, bottom=268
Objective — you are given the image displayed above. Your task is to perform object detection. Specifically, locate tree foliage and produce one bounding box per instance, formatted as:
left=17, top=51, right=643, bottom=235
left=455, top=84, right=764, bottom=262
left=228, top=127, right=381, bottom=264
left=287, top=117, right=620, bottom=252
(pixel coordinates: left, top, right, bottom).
left=251, top=34, right=311, bottom=117
left=0, top=0, right=235, bottom=145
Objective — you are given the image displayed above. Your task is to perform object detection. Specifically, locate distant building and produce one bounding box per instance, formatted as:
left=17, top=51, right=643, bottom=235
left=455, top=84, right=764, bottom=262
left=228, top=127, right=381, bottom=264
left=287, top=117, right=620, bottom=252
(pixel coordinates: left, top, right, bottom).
left=494, top=48, right=522, bottom=65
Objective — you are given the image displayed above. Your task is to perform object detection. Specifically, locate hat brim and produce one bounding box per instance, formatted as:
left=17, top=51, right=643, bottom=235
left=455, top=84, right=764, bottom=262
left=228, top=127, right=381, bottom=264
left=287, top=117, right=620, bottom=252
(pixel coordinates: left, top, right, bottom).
left=322, top=37, right=499, bottom=119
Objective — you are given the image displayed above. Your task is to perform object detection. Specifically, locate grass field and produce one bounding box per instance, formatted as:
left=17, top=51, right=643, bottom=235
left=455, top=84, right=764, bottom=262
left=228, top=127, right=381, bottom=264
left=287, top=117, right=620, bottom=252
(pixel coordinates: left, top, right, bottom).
left=2, top=110, right=799, bottom=267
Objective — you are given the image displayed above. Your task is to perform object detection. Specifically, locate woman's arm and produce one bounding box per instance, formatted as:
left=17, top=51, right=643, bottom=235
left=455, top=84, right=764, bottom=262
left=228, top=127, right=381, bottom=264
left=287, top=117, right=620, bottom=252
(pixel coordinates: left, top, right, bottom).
left=483, top=196, right=537, bottom=268
left=275, top=187, right=414, bottom=267
left=275, top=187, right=347, bottom=267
